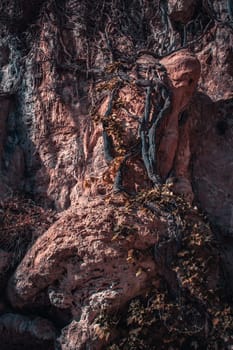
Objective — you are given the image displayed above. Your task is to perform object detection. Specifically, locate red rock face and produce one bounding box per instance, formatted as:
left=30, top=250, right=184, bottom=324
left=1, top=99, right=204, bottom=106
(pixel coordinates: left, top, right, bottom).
left=8, top=199, right=165, bottom=349
left=0, top=0, right=233, bottom=349
left=158, top=50, right=201, bottom=185
left=168, top=0, right=197, bottom=23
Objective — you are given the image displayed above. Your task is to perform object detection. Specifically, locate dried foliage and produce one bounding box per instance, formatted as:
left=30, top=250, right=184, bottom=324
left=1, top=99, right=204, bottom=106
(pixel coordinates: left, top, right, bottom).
left=0, top=195, right=57, bottom=266
left=94, top=187, right=233, bottom=349
left=1, top=0, right=232, bottom=99
left=0, top=1, right=232, bottom=349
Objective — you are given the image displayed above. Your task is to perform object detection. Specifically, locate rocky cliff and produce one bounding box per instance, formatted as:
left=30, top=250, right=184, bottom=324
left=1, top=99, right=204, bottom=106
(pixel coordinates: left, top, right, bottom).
left=0, top=0, right=233, bottom=349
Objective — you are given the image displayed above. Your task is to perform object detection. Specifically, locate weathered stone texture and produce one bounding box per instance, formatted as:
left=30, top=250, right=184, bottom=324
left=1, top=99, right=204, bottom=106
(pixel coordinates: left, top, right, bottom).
left=0, top=0, right=233, bottom=349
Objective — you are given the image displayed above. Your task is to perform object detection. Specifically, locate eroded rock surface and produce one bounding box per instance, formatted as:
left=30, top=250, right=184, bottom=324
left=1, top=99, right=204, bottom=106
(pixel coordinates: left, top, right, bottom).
left=0, top=0, right=233, bottom=349
left=7, top=197, right=164, bottom=347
